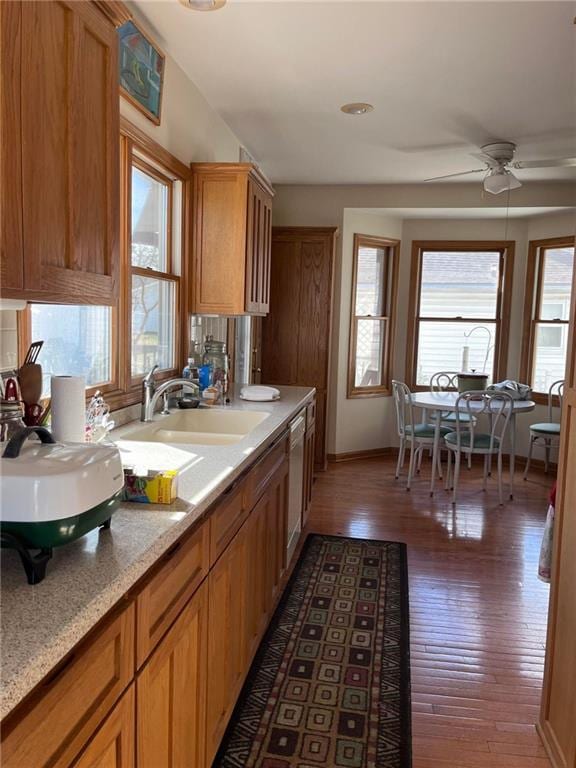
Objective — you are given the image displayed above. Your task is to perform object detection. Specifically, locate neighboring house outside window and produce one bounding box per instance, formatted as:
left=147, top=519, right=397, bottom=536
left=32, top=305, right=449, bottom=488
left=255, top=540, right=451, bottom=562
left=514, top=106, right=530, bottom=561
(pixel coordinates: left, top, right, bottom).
left=347, top=234, right=399, bottom=398
left=520, top=237, right=574, bottom=401
left=406, top=241, right=514, bottom=389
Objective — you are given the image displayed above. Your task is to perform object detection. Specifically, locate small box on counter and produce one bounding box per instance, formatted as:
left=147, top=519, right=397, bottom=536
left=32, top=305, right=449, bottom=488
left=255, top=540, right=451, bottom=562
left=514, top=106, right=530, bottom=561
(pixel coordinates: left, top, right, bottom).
left=122, top=468, right=178, bottom=505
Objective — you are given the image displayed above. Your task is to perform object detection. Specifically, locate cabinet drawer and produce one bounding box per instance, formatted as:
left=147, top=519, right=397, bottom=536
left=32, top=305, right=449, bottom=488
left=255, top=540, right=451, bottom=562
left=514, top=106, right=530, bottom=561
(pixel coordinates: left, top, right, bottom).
left=136, top=522, right=209, bottom=668
left=243, top=432, right=289, bottom=511
left=306, top=399, right=316, bottom=429
left=1, top=603, right=135, bottom=768
left=210, top=480, right=248, bottom=565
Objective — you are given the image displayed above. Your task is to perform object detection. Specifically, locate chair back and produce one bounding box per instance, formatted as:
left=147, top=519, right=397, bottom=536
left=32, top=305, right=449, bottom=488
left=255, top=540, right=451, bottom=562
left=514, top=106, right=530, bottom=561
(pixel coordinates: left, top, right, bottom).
left=453, top=390, right=514, bottom=452
left=392, top=380, right=416, bottom=439
left=548, top=380, right=564, bottom=422
left=430, top=371, right=459, bottom=391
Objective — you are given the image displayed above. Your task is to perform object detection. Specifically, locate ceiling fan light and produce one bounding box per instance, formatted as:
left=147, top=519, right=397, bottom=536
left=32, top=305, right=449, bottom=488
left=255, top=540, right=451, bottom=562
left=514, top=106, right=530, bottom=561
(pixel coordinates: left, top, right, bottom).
left=178, top=0, right=226, bottom=10
left=483, top=169, right=522, bottom=195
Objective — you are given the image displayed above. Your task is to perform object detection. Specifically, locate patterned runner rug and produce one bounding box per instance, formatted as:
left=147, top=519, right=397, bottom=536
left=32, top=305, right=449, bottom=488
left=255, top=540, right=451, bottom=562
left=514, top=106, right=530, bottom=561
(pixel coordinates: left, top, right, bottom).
left=214, top=534, right=411, bottom=768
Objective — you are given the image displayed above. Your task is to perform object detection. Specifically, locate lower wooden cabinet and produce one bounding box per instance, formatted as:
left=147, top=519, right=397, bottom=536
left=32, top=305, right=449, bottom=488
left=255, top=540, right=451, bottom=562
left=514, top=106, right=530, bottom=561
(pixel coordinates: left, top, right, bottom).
left=206, top=451, right=290, bottom=765
left=73, top=685, right=135, bottom=768
left=303, top=417, right=316, bottom=528
left=1, top=429, right=297, bottom=768
left=137, top=581, right=208, bottom=768
left=1, top=604, right=135, bottom=768
left=206, top=522, right=250, bottom=763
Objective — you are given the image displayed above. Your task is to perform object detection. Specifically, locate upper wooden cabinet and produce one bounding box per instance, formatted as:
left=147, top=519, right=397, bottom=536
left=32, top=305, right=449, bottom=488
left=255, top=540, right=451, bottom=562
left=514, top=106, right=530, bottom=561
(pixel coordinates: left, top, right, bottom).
left=190, top=163, right=273, bottom=316
left=0, top=0, right=120, bottom=305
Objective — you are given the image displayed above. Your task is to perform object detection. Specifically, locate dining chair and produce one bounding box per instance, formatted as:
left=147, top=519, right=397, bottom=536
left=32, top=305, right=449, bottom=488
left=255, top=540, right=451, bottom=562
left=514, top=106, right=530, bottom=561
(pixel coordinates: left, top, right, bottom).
left=523, top=380, right=564, bottom=478
left=430, top=371, right=476, bottom=469
left=392, top=380, right=451, bottom=493
left=444, top=390, right=514, bottom=506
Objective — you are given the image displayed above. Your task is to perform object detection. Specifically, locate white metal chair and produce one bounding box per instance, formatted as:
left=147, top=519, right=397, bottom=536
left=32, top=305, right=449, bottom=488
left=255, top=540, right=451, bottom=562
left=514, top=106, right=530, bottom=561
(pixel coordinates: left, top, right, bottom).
left=392, top=380, right=451, bottom=493
left=430, top=371, right=477, bottom=469
left=524, top=380, right=564, bottom=478
left=444, top=390, right=514, bottom=506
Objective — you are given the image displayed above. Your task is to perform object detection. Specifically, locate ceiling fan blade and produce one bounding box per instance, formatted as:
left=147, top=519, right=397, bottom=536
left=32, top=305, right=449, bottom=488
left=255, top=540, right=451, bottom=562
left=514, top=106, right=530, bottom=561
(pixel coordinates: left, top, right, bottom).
left=470, top=152, right=497, bottom=166
left=513, top=157, right=576, bottom=169
left=424, top=168, right=486, bottom=182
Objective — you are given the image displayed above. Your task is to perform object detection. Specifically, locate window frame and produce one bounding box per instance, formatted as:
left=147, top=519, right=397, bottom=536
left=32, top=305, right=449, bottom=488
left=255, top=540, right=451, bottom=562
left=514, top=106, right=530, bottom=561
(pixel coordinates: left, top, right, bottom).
left=520, top=235, right=575, bottom=405
left=123, top=138, right=183, bottom=389
left=347, top=234, right=400, bottom=399
left=406, top=240, right=515, bottom=390
left=18, top=119, right=190, bottom=410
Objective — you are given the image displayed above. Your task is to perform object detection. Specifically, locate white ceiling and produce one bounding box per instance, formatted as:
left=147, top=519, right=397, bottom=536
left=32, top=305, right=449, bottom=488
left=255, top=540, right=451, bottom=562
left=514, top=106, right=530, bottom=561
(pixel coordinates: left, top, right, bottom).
left=354, top=206, right=576, bottom=219
left=134, top=1, right=576, bottom=185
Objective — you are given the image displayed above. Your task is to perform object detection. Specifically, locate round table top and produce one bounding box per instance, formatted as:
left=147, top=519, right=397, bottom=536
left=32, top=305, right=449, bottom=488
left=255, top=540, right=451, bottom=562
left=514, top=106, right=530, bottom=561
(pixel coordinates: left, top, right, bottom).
left=411, top=390, right=536, bottom=413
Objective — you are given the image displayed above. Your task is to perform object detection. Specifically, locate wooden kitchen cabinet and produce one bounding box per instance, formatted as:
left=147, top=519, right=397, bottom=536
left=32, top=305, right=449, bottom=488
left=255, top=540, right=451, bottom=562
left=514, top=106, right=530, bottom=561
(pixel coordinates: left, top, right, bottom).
left=206, top=438, right=289, bottom=764
left=302, top=402, right=316, bottom=527
left=1, top=604, right=135, bottom=768
left=206, top=522, right=250, bottom=763
left=137, top=581, right=208, bottom=768
left=262, top=227, right=337, bottom=470
left=72, top=685, right=135, bottom=768
left=0, top=0, right=120, bottom=304
left=136, top=522, right=209, bottom=669
left=190, top=163, right=273, bottom=315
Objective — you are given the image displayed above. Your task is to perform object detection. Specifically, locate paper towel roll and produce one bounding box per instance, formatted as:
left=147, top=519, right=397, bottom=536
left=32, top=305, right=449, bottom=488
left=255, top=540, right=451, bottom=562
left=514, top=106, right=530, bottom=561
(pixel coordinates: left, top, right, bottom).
left=51, top=376, right=86, bottom=442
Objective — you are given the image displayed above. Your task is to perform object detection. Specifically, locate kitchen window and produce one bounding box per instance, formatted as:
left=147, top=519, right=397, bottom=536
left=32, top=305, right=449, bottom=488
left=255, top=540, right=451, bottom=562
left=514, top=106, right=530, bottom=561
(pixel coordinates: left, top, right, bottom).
left=27, top=304, right=114, bottom=399
left=347, top=234, right=399, bottom=398
left=520, top=237, right=574, bottom=400
left=128, top=156, right=180, bottom=380
left=406, top=241, right=514, bottom=388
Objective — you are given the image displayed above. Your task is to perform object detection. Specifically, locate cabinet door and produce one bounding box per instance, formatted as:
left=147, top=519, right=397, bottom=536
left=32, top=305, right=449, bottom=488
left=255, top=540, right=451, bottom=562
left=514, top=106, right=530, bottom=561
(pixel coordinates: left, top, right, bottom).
left=206, top=525, right=250, bottom=763
left=0, top=1, right=23, bottom=292
left=191, top=168, right=248, bottom=314
left=137, top=581, right=208, bottom=768
left=261, top=237, right=302, bottom=384
left=72, top=685, right=135, bottom=768
left=266, top=456, right=289, bottom=601
left=245, top=494, right=269, bottom=660
left=245, top=178, right=272, bottom=315
left=303, top=421, right=316, bottom=528
left=18, top=0, right=119, bottom=304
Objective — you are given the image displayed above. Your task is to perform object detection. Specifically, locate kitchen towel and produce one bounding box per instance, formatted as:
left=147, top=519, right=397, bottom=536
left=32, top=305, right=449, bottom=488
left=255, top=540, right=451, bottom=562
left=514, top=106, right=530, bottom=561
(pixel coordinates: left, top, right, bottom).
left=51, top=375, right=86, bottom=442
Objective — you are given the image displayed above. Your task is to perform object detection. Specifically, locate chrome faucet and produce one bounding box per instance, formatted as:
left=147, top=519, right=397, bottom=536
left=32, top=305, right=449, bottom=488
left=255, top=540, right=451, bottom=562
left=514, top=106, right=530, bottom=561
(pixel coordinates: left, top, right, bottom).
left=140, top=366, right=200, bottom=422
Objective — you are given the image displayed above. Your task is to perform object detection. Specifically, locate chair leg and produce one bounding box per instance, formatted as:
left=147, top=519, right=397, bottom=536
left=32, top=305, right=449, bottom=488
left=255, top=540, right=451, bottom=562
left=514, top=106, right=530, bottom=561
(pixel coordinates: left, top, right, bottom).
left=445, top=449, right=451, bottom=491
left=524, top=435, right=534, bottom=480
left=395, top=439, right=405, bottom=480
left=482, top=454, right=488, bottom=491
left=436, top=446, right=443, bottom=480
left=452, top=451, right=461, bottom=506
left=417, top=446, right=423, bottom=474
left=406, top=440, right=416, bottom=491
left=467, top=450, right=472, bottom=470
left=544, top=440, right=551, bottom=474
left=497, top=450, right=504, bottom=506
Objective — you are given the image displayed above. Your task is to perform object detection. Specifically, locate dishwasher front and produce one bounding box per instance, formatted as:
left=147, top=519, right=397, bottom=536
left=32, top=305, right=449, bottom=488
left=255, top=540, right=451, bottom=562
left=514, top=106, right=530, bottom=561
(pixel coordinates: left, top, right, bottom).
left=287, top=410, right=306, bottom=562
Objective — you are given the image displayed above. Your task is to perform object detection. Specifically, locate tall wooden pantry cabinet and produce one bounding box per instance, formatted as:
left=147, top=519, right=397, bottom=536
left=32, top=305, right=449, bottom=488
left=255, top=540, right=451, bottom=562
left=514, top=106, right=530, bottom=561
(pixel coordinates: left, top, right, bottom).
left=261, top=227, right=337, bottom=470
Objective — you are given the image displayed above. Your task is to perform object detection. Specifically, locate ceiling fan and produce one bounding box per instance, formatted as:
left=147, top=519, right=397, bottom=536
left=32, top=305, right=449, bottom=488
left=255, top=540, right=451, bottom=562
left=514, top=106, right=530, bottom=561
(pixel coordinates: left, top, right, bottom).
left=425, top=141, right=576, bottom=194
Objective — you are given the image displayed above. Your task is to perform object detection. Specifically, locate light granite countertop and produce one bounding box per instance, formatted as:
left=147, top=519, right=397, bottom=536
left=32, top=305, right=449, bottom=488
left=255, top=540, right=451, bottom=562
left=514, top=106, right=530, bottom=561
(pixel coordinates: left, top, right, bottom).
left=0, top=384, right=314, bottom=720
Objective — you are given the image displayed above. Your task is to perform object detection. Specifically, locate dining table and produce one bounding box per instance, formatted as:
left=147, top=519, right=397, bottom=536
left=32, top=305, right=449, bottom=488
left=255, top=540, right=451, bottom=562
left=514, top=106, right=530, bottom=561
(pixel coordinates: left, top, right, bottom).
left=410, top=390, right=536, bottom=498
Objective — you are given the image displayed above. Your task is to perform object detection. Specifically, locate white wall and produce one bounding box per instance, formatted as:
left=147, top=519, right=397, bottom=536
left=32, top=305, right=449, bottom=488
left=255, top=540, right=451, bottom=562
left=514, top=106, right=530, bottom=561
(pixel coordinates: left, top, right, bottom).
left=332, top=211, right=403, bottom=455
left=122, top=7, right=241, bottom=165
left=273, top=184, right=576, bottom=458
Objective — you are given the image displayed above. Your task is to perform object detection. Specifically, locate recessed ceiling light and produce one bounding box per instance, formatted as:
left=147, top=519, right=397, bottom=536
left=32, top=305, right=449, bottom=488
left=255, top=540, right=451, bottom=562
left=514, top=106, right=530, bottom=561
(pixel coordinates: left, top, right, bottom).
left=178, top=0, right=226, bottom=10
left=340, top=102, right=374, bottom=115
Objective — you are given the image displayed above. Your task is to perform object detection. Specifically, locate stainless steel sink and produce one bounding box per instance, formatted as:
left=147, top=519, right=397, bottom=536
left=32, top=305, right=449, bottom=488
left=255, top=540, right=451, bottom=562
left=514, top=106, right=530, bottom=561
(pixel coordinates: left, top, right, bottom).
left=120, top=408, right=270, bottom=445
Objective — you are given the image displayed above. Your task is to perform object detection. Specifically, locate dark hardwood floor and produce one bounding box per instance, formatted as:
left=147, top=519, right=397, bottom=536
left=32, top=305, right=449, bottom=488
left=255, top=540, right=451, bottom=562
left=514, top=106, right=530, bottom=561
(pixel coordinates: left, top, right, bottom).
left=306, top=456, right=553, bottom=767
